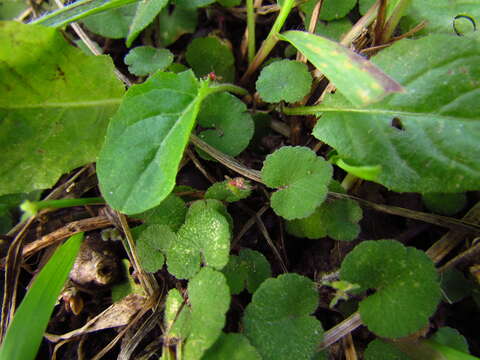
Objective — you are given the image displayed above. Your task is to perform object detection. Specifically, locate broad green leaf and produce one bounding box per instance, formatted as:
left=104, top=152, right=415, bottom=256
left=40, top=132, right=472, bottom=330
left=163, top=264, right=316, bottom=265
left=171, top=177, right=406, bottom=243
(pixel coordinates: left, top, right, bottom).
left=166, top=201, right=231, bottom=279
left=315, top=18, right=352, bottom=41
left=431, top=327, right=470, bottom=353
left=164, top=288, right=192, bottom=340
left=196, top=92, right=254, bottom=158
left=402, top=0, right=479, bottom=36
left=300, top=0, right=356, bottom=21
left=124, top=46, right=174, bottom=76
left=222, top=249, right=272, bottom=294
left=217, top=0, right=241, bottom=7
left=359, top=0, right=376, bottom=15
left=424, top=340, right=478, bottom=360
left=97, top=70, right=207, bottom=214
left=186, top=199, right=233, bottom=230
left=0, top=233, right=83, bottom=360
left=440, top=268, right=473, bottom=304
left=205, top=177, right=252, bottom=203
left=82, top=3, right=137, bottom=39
left=0, top=0, right=28, bottom=20
left=340, top=240, right=441, bottom=338
left=243, top=273, right=324, bottom=360
left=202, top=333, right=262, bottom=360
left=126, top=0, right=169, bottom=47
left=286, top=182, right=362, bottom=241
left=176, top=0, right=216, bottom=8
left=422, top=193, right=467, bottom=216
left=364, top=339, right=412, bottom=360
left=0, top=22, right=124, bottom=196
left=256, top=59, right=312, bottom=103
left=261, top=146, right=333, bottom=220
left=279, top=30, right=404, bottom=106
left=183, top=268, right=230, bottom=360
left=186, top=36, right=235, bottom=83
left=132, top=193, right=187, bottom=231
left=157, top=5, right=198, bottom=46
left=136, top=224, right=176, bottom=272
left=312, top=34, right=480, bottom=193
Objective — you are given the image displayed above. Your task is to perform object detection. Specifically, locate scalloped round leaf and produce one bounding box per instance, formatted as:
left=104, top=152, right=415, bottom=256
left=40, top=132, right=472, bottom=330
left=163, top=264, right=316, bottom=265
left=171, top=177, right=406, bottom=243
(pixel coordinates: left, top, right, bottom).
left=202, top=333, right=261, bottom=360
left=256, top=60, right=312, bottom=103
left=186, top=199, right=233, bottom=230
left=300, top=0, right=357, bottom=21
left=186, top=37, right=235, bottom=83
left=82, top=3, right=137, bottom=39
left=166, top=203, right=231, bottom=279
left=184, top=268, right=230, bottom=360
left=124, top=46, right=173, bottom=76
left=136, top=224, right=176, bottom=272
left=243, top=273, right=323, bottom=360
left=158, top=6, right=198, bottom=46
left=196, top=92, right=254, bottom=159
left=164, top=288, right=191, bottom=340
left=431, top=327, right=470, bottom=353
left=422, top=193, right=467, bottom=216
left=0, top=22, right=125, bottom=196
left=222, top=249, right=272, bottom=294
left=340, top=240, right=441, bottom=338
left=312, top=34, right=480, bottom=193
left=364, top=339, right=412, bottom=360
left=261, top=146, right=333, bottom=220
left=132, top=193, right=186, bottom=231
left=286, top=196, right=362, bottom=241
left=205, top=178, right=252, bottom=203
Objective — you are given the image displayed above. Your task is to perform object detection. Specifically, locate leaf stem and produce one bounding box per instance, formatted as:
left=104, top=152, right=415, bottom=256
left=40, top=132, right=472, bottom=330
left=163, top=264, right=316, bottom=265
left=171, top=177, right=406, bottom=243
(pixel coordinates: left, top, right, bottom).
left=246, top=0, right=256, bottom=64
left=206, top=82, right=249, bottom=97
left=20, top=197, right=104, bottom=219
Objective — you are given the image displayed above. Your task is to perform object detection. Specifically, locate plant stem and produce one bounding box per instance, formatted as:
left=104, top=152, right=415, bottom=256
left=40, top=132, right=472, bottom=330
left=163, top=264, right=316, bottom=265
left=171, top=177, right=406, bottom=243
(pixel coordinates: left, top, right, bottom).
left=207, top=83, right=249, bottom=97
left=21, top=197, right=104, bottom=218
left=246, top=0, right=256, bottom=64
left=240, top=0, right=296, bottom=84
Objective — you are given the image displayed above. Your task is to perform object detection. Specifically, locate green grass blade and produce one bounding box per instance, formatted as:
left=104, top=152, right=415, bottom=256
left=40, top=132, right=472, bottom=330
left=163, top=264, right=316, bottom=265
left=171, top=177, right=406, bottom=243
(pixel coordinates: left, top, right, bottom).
left=0, top=233, right=84, bottom=360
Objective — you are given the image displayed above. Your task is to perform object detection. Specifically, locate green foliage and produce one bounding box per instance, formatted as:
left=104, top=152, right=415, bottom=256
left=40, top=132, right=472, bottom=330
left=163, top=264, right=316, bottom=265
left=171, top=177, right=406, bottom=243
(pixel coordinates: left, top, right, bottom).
left=205, top=177, right=252, bottom=202
left=340, top=240, right=441, bottom=338
left=0, top=21, right=124, bottom=196
left=164, top=288, right=192, bottom=340
left=300, top=0, right=357, bottom=21
left=166, top=200, right=231, bottom=279
left=177, top=0, right=216, bottom=8
left=136, top=224, right=176, bottom=272
left=261, top=146, right=332, bottom=220
left=432, top=327, right=470, bottom=353
left=111, top=259, right=145, bottom=301
left=97, top=70, right=208, bottom=214
left=315, top=18, right=352, bottom=41
left=256, top=59, right=312, bottom=103
left=364, top=339, right=412, bottom=360
left=132, top=193, right=187, bottom=231
left=196, top=92, right=254, bottom=158
left=0, top=233, right=83, bottom=360
left=183, top=267, right=230, bottom=360
left=82, top=3, right=137, bottom=39
left=0, top=0, right=28, bottom=20
left=312, top=34, right=480, bottom=193
left=157, top=5, right=198, bottom=46
left=217, top=0, right=242, bottom=7
left=422, top=193, right=467, bottom=216
left=186, top=36, right=235, bottom=83
left=243, top=273, right=324, bottom=360
left=126, top=0, right=169, bottom=46
left=279, top=31, right=403, bottom=106
left=222, top=249, right=272, bottom=294
left=440, top=268, right=473, bottom=304
left=286, top=181, right=362, bottom=241
left=124, top=46, right=174, bottom=76
left=203, top=333, right=261, bottom=360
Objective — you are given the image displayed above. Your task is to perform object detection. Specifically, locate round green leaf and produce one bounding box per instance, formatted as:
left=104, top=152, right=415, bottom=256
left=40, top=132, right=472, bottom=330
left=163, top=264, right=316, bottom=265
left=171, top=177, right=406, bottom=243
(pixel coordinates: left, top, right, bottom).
left=256, top=59, right=312, bottom=103
left=158, top=5, right=198, bottom=46
left=202, top=333, right=262, bottom=360
left=422, top=193, right=467, bottom=216
left=364, top=339, right=412, bottom=360
left=431, top=327, right=470, bottom=353
left=136, top=224, right=176, bottom=272
left=186, top=36, right=235, bottom=83
left=261, top=146, right=333, bottom=220
left=124, top=46, right=174, bottom=76
left=300, top=0, right=356, bottom=21
left=244, top=273, right=323, bottom=360
left=132, top=193, right=186, bottom=232
left=82, top=3, right=137, bottom=39
left=340, top=240, right=441, bottom=338
left=315, top=18, right=352, bottom=41
left=440, top=268, right=473, bottom=304
left=196, top=92, right=254, bottom=159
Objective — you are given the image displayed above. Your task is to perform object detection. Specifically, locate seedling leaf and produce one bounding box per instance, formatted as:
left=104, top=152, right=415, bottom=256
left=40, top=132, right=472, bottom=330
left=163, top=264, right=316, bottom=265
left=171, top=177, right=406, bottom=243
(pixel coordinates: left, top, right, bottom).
left=124, top=46, right=174, bottom=76
left=136, top=224, right=176, bottom=273
left=205, top=178, right=252, bottom=202
left=186, top=37, right=235, bottom=83
left=279, top=31, right=403, bottom=106
left=364, top=339, right=412, bottom=360
left=126, top=0, right=169, bottom=46
left=97, top=70, right=206, bottom=214
left=243, top=273, right=324, bottom=360
left=261, top=146, right=333, bottom=220
left=312, top=34, right=480, bottom=193
left=183, top=267, right=230, bottom=360
left=203, top=333, right=261, bottom=360
left=222, top=249, right=272, bottom=294
left=196, top=92, right=254, bottom=158
left=82, top=3, right=137, bottom=39
left=157, top=5, right=198, bottom=46
left=166, top=201, right=231, bottom=279
left=256, top=59, right=312, bottom=103
left=340, top=240, right=441, bottom=338
left=0, top=22, right=124, bottom=196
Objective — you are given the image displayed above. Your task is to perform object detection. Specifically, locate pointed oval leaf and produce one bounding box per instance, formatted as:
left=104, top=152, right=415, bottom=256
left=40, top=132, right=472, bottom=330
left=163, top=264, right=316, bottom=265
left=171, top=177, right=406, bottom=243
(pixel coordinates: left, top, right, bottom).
left=243, top=273, right=324, bottom=360
left=82, top=3, right=137, bottom=39
left=261, top=146, right=333, bottom=220
left=312, top=34, right=480, bottom=193
left=97, top=70, right=206, bottom=214
left=279, top=30, right=403, bottom=106
left=0, top=22, right=124, bottom=196
left=340, top=240, right=441, bottom=338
